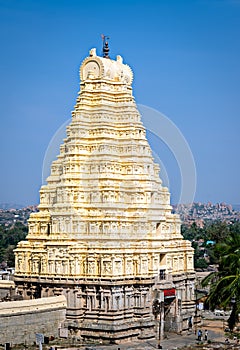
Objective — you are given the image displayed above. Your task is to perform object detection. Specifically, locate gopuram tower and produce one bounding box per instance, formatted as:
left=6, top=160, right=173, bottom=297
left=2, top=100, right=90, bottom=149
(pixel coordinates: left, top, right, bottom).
left=14, top=44, right=195, bottom=342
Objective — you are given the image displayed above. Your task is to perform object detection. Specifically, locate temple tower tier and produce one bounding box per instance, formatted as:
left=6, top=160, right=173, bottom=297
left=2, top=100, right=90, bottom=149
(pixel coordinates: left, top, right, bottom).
left=14, top=47, right=195, bottom=343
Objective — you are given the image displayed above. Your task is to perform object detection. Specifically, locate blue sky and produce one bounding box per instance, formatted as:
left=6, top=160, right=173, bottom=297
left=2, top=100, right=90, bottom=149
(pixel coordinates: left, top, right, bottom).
left=0, top=0, right=239, bottom=206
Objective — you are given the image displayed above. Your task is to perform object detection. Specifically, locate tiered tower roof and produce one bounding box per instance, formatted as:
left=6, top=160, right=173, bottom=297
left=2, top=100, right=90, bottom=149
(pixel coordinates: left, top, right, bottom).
left=15, top=48, right=194, bottom=281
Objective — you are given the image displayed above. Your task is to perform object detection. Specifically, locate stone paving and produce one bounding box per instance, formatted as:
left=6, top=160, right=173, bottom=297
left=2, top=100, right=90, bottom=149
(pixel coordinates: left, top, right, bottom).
left=57, top=328, right=237, bottom=350
left=6, top=319, right=238, bottom=350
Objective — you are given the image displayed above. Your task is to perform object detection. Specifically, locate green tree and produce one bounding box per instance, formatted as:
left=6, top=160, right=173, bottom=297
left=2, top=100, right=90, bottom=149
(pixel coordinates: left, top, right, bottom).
left=0, top=222, right=27, bottom=267
left=4, top=245, right=16, bottom=267
left=182, top=223, right=203, bottom=241
left=202, top=229, right=240, bottom=330
left=195, top=258, right=208, bottom=269
left=205, top=221, right=229, bottom=244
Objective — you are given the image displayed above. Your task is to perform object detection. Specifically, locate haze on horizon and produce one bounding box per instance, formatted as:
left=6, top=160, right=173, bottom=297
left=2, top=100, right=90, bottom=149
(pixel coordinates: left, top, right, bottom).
left=0, top=0, right=239, bottom=207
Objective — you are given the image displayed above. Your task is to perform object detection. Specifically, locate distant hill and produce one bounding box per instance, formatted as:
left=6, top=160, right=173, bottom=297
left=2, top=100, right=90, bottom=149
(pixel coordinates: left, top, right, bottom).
left=0, top=203, right=25, bottom=210
left=232, top=204, right=240, bottom=212
left=172, top=202, right=240, bottom=226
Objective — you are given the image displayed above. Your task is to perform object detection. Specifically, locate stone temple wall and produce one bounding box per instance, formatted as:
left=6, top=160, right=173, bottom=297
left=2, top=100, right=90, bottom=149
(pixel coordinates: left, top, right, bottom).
left=0, top=295, right=66, bottom=345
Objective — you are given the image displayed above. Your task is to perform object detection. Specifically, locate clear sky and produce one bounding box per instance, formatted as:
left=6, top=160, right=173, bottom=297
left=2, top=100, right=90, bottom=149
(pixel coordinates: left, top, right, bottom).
left=0, top=0, right=239, bottom=206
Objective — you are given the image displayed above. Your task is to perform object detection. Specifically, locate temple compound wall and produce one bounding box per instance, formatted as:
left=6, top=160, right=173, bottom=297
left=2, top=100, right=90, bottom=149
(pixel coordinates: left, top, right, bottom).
left=14, top=46, right=195, bottom=343
left=0, top=280, right=15, bottom=300
left=0, top=295, right=66, bottom=345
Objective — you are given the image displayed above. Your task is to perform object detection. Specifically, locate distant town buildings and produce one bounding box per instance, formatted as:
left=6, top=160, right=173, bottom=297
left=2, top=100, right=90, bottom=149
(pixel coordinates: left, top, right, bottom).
left=172, top=202, right=240, bottom=227
left=0, top=205, right=38, bottom=227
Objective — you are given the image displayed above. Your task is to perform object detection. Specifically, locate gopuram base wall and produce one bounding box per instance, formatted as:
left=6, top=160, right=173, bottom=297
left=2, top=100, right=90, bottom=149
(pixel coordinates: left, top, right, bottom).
left=14, top=271, right=195, bottom=343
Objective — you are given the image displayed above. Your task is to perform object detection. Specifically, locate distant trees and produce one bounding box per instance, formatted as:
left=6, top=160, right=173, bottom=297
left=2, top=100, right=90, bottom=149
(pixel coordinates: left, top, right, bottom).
left=204, top=221, right=229, bottom=244
left=0, top=222, right=27, bottom=267
left=182, top=220, right=240, bottom=330
left=181, top=220, right=240, bottom=269
left=181, top=220, right=233, bottom=244
left=191, top=240, right=208, bottom=269
left=201, top=228, right=240, bottom=331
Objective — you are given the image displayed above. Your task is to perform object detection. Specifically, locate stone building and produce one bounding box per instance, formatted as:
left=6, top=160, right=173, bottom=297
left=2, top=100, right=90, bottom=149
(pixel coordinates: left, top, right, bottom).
left=14, top=44, right=195, bottom=343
